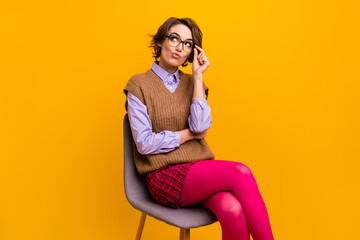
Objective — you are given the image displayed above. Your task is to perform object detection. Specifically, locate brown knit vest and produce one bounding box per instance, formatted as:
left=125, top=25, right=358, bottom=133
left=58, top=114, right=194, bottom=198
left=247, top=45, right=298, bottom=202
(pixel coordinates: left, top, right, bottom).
left=124, top=69, right=215, bottom=174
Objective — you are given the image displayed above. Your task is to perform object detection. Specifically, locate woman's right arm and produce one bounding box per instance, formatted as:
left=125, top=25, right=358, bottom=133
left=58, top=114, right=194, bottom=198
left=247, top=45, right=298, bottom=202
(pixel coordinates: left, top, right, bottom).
left=127, top=92, right=202, bottom=155
left=179, top=128, right=206, bottom=144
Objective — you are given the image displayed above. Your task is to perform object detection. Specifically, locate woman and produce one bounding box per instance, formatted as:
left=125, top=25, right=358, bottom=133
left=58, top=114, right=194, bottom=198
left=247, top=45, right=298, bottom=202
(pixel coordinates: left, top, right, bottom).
left=124, top=17, right=274, bottom=240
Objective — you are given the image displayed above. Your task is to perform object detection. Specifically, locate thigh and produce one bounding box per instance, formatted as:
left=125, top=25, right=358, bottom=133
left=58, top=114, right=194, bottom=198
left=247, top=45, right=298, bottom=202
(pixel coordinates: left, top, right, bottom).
left=180, top=159, right=248, bottom=207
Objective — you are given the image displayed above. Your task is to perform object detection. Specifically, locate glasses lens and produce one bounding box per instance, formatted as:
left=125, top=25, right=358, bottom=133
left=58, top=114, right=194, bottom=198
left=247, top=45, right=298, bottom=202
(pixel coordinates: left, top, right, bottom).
left=184, top=41, right=193, bottom=51
left=168, top=35, right=180, bottom=47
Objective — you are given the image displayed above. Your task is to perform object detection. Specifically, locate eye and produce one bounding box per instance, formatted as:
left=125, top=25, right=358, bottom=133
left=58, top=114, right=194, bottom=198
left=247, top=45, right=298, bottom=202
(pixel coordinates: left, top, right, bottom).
left=185, top=41, right=193, bottom=48
left=169, top=36, right=179, bottom=42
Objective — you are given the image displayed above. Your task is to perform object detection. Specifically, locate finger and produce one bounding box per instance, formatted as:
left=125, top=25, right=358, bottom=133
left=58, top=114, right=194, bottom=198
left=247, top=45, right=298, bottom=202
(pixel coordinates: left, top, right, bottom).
left=198, top=53, right=208, bottom=62
left=200, top=55, right=207, bottom=64
left=198, top=53, right=206, bottom=63
left=202, top=55, right=208, bottom=62
left=198, top=54, right=207, bottom=60
left=193, top=47, right=198, bottom=61
left=195, top=45, right=204, bottom=54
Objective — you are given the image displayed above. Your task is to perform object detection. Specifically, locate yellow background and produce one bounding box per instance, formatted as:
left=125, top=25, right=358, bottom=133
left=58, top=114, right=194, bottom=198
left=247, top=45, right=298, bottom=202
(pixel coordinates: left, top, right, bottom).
left=1, top=0, right=359, bottom=239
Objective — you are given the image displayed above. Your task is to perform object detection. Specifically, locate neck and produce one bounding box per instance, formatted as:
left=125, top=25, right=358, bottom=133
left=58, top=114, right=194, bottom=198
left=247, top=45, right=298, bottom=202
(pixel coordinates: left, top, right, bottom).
left=158, top=60, right=178, bottom=74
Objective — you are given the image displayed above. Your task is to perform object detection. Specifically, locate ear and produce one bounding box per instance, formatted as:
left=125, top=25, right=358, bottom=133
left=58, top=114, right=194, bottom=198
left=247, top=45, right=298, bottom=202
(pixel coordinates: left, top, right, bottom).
left=157, top=43, right=161, bottom=48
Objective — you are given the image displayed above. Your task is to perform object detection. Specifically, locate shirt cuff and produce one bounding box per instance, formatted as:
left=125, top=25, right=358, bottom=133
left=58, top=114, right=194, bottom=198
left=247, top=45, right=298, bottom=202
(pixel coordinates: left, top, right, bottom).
left=192, top=96, right=208, bottom=110
left=174, top=131, right=180, bottom=147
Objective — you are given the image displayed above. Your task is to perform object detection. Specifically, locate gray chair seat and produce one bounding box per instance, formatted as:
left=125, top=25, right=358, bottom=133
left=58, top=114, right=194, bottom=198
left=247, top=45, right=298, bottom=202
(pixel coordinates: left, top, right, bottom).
left=127, top=191, right=217, bottom=229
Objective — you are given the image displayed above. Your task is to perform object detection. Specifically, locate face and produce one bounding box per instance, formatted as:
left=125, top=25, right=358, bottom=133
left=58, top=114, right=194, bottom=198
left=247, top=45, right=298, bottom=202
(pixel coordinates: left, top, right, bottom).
left=157, top=24, right=193, bottom=73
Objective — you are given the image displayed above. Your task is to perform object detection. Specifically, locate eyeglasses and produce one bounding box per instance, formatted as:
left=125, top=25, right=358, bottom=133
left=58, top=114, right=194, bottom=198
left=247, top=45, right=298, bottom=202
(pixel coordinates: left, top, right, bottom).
left=166, top=34, right=194, bottom=52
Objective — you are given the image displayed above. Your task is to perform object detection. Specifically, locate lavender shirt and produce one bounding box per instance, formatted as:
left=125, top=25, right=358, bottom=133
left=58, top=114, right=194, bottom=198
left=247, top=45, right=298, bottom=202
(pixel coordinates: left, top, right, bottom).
left=126, top=61, right=212, bottom=155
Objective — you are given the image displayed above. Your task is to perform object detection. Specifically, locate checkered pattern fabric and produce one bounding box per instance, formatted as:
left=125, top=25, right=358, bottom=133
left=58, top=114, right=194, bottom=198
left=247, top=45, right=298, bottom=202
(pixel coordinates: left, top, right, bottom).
left=146, top=160, right=204, bottom=209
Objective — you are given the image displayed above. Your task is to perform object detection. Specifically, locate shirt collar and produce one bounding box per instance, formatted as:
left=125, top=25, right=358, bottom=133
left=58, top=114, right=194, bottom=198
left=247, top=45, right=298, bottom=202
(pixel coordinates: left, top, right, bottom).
left=151, top=61, right=180, bottom=83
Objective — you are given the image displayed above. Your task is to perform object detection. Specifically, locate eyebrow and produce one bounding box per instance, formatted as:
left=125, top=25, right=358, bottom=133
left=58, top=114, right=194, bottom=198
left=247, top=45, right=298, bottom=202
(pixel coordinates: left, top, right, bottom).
left=169, top=32, right=193, bottom=41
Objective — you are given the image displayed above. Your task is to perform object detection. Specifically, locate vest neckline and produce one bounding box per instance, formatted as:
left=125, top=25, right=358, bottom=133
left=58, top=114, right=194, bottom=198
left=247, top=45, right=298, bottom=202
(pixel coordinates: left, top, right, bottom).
left=147, top=69, right=187, bottom=97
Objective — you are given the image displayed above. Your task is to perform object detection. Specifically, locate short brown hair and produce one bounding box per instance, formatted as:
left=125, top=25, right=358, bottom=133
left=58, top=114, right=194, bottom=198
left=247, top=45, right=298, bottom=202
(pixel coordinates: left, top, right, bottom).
left=149, top=17, right=203, bottom=67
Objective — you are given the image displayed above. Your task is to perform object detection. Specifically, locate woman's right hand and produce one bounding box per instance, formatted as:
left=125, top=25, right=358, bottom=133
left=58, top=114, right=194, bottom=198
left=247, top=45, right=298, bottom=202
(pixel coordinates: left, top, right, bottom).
left=192, top=130, right=207, bottom=140
left=179, top=129, right=207, bottom=144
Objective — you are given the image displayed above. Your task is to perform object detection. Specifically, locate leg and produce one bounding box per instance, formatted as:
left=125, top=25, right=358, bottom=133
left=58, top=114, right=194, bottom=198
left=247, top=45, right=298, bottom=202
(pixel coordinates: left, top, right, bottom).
left=184, top=229, right=190, bottom=240
left=179, top=228, right=184, bottom=240
left=180, top=160, right=274, bottom=240
left=202, top=191, right=250, bottom=240
left=179, top=228, right=190, bottom=240
left=135, top=212, right=146, bottom=240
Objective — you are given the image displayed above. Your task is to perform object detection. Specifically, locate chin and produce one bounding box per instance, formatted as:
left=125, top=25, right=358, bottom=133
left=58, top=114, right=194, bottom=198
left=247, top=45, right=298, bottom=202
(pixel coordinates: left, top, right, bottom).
left=175, top=58, right=187, bottom=65
left=170, top=59, right=181, bottom=67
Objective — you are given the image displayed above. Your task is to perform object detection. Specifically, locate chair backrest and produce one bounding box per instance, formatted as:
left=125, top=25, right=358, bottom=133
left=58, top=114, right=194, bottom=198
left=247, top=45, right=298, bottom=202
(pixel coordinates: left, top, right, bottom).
left=123, top=114, right=148, bottom=198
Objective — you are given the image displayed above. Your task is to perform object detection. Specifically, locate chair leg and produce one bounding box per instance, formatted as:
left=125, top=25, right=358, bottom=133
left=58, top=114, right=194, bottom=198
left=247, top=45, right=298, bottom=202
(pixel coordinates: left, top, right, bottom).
left=180, top=228, right=190, bottom=240
left=184, top=228, right=190, bottom=240
left=135, top=212, right=146, bottom=240
left=179, top=228, right=184, bottom=240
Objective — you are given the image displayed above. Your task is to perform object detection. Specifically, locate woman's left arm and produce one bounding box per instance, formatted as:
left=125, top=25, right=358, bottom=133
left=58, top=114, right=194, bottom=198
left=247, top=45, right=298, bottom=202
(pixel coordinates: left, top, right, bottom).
left=189, top=45, right=212, bottom=133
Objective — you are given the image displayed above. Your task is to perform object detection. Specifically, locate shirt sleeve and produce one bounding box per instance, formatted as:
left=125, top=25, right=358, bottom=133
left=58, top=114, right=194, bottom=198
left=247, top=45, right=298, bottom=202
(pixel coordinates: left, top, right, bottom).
left=126, top=92, right=181, bottom=155
left=188, top=92, right=212, bottom=133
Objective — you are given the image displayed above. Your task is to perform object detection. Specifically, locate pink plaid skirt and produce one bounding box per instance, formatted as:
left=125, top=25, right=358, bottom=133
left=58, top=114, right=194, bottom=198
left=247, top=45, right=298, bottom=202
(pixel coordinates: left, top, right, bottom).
left=146, top=160, right=204, bottom=209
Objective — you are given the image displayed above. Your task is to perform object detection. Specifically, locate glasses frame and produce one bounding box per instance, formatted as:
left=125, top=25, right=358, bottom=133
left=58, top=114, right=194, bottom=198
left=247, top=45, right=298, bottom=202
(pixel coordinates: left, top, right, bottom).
left=166, top=34, right=194, bottom=52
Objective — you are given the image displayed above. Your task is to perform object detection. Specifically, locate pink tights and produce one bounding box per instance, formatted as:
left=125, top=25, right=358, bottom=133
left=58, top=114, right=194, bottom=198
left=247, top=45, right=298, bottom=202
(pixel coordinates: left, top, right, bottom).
left=180, top=160, right=274, bottom=240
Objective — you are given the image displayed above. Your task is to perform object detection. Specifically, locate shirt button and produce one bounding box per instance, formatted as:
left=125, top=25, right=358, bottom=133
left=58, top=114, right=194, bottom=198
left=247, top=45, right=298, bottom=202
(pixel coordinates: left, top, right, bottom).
left=199, top=101, right=202, bottom=104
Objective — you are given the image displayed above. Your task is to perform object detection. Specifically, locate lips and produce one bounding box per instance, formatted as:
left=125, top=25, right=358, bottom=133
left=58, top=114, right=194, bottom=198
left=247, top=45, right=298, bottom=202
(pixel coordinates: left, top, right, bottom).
left=172, top=53, right=181, bottom=59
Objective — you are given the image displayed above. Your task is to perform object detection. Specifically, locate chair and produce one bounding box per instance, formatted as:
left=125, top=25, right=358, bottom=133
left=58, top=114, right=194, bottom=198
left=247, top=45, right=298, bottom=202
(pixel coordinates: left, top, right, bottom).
left=123, top=114, right=218, bottom=240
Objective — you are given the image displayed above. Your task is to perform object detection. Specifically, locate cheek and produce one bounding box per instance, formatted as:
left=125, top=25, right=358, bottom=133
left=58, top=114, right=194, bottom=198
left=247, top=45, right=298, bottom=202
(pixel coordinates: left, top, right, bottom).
left=161, top=45, right=171, bottom=55
left=183, top=53, right=191, bottom=61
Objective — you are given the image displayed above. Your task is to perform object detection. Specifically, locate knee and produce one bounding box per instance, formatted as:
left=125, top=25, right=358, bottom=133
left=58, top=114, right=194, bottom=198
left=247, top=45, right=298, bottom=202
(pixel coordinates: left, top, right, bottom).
left=215, top=192, right=248, bottom=232
left=223, top=200, right=244, bottom=220
left=232, top=163, right=253, bottom=178
left=217, top=192, right=245, bottom=219
left=232, top=163, right=259, bottom=190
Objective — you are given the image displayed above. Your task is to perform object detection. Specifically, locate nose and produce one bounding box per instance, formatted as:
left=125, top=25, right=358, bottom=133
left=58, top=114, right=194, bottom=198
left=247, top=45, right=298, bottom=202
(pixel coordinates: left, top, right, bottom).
left=175, top=42, right=183, bottom=52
